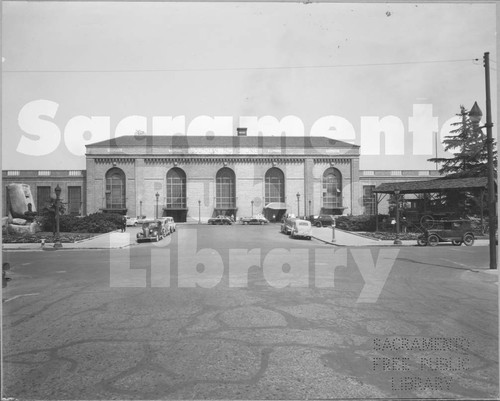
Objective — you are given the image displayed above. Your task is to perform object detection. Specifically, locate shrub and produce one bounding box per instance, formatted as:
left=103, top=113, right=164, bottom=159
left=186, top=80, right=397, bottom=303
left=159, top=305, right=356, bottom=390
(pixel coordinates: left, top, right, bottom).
left=335, top=215, right=389, bottom=232
left=38, top=212, right=123, bottom=233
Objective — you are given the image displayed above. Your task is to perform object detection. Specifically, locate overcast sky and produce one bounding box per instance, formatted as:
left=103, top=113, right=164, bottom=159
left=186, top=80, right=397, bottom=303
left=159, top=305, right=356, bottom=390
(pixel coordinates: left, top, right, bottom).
left=2, top=1, right=497, bottom=170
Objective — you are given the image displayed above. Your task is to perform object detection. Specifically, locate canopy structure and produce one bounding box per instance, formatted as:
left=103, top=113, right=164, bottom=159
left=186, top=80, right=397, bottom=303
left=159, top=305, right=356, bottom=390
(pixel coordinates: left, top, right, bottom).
left=373, top=177, right=489, bottom=194
left=372, top=176, right=495, bottom=232
left=264, top=202, right=288, bottom=210
left=263, top=202, right=288, bottom=222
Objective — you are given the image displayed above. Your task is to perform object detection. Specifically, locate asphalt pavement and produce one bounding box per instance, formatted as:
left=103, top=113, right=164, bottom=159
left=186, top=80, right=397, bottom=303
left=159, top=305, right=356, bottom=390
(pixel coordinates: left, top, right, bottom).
left=2, top=224, right=498, bottom=399
left=2, top=223, right=491, bottom=250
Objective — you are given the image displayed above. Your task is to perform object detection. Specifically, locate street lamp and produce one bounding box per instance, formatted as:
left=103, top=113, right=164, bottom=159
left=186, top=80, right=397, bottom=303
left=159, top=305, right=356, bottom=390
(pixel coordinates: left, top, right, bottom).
left=296, top=192, right=300, bottom=218
left=308, top=199, right=311, bottom=217
left=54, top=185, right=62, bottom=249
left=139, top=200, right=142, bottom=218
left=198, top=200, right=201, bottom=224
left=393, top=189, right=402, bottom=245
left=469, top=99, right=496, bottom=269
left=251, top=200, right=254, bottom=216
left=155, top=192, right=159, bottom=219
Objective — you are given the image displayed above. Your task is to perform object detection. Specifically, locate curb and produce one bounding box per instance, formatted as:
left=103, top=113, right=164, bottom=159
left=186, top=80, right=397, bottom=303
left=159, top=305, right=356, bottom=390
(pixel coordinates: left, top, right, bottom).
left=73, top=230, right=121, bottom=244
left=311, top=235, right=417, bottom=247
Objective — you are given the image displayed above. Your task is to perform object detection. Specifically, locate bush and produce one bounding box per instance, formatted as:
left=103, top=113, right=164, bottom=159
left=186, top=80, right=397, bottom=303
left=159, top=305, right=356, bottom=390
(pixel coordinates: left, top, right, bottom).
left=335, top=215, right=389, bottom=232
left=37, top=212, right=123, bottom=233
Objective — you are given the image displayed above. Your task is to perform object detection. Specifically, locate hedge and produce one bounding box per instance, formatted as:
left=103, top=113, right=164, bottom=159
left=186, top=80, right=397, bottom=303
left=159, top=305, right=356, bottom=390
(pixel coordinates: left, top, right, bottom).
left=335, top=215, right=390, bottom=232
left=37, top=212, right=123, bottom=233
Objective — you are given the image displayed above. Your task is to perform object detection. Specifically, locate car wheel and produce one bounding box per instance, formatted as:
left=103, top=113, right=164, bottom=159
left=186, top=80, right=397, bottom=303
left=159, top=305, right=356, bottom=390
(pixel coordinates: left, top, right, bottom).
left=427, top=234, right=439, bottom=246
left=315, top=222, right=322, bottom=228
left=133, top=222, right=137, bottom=227
left=463, top=233, right=474, bottom=246
left=451, top=240, right=462, bottom=246
left=417, top=236, right=427, bottom=246
left=307, top=236, right=311, bottom=240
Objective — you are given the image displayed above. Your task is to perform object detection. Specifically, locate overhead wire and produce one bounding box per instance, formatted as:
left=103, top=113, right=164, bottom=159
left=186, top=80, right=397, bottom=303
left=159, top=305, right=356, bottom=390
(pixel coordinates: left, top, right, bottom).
left=2, top=58, right=483, bottom=73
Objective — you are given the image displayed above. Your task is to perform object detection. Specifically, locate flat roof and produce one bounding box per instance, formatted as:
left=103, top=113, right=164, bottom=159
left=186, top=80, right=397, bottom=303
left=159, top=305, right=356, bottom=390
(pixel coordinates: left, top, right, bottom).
left=373, top=177, right=489, bottom=194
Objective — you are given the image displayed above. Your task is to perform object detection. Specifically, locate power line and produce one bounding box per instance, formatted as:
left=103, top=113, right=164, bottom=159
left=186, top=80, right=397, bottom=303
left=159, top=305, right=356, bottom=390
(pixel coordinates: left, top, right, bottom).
left=2, top=58, right=480, bottom=73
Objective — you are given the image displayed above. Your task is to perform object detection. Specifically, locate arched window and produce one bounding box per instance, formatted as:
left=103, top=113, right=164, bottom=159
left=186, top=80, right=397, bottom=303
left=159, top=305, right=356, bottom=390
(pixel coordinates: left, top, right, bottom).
left=216, top=168, right=236, bottom=208
left=166, top=168, right=186, bottom=208
left=322, top=168, right=342, bottom=208
left=265, top=167, right=285, bottom=204
left=105, top=168, right=126, bottom=209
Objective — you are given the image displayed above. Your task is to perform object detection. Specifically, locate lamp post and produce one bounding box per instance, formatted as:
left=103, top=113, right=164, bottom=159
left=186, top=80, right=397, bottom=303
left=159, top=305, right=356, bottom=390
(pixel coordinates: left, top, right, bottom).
left=53, top=185, right=62, bottom=249
left=296, top=192, right=300, bottom=218
left=198, top=200, right=201, bottom=224
left=309, top=199, right=311, bottom=217
left=251, top=200, right=254, bottom=216
left=155, top=192, right=159, bottom=219
left=393, top=189, right=402, bottom=245
left=139, top=200, right=142, bottom=218
left=469, top=97, right=496, bottom=269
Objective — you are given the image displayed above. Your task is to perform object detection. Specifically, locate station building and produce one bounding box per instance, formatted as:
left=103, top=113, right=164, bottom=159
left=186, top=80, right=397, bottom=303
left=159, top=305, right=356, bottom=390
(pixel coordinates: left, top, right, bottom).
left=2, top=132, right=442, bottom=221
left=85, top=133, right=361, bottom=222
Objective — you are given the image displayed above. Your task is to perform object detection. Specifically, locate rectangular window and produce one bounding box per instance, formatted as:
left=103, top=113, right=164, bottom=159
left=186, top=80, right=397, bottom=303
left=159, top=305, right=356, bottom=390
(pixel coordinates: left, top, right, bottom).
left=363, top=185, right=376, bottom=215
left=166, top=178, right=186, bottom=208
left=265, top=177, right=284, bottom=204
left=37, top=186, right=52, bottom=212
left=68, top=186, right=82, bottom=215
left=216, top=178, right=235, bottom=208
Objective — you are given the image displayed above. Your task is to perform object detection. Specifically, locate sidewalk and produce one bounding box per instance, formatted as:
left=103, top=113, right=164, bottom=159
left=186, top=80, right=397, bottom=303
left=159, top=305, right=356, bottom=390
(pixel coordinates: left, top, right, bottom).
left=311, top=227, right=490, bottom=247
left=2, top=230, right=137, bottom=251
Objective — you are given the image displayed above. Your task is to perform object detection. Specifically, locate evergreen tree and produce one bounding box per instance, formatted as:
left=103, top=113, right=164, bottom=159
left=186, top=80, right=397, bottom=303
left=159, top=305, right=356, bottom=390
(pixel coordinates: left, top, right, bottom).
left=428, top=105, right=494, bottom=177
left=427, top=104, right=497, bottom=216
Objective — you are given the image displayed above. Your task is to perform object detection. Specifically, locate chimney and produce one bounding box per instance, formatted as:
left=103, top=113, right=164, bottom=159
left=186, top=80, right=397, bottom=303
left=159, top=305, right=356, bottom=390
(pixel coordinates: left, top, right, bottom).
left=237, top=127, right=247, bottom=136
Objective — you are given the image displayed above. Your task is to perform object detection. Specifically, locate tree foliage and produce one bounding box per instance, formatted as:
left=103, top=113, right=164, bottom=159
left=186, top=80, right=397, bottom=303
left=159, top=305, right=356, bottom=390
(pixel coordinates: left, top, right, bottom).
left=428, top=105, right=496, bottom=178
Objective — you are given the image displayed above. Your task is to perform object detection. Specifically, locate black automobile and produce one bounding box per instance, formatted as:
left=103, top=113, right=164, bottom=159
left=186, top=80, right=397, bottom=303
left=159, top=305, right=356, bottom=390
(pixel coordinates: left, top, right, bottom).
left=208, top=215, right=233, bottom=225
left=417, top=220, right=475, bottom=246
left=312, top=214, right=335, bottom=227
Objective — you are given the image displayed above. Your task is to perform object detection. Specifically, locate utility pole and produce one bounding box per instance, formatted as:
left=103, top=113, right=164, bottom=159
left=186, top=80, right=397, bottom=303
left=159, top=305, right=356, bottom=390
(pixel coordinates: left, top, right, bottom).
left=484, top=52, right=497, bottom=269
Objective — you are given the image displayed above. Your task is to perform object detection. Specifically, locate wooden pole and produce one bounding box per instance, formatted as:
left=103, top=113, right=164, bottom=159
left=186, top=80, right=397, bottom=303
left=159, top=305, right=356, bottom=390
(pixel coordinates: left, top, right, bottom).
left=484, top=52, right=497, bottom=269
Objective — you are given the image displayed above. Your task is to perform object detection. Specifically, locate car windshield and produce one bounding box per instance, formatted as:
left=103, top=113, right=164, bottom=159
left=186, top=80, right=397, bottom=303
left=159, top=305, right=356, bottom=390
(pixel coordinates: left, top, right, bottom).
left=299, top=222, right=309, bottom=226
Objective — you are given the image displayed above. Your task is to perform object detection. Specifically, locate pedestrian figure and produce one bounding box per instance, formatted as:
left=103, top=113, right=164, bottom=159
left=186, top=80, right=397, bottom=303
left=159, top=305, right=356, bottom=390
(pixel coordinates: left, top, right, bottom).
left=401, top=216, right=408, bottom=233
left=121, top=215, right=127, bottom=232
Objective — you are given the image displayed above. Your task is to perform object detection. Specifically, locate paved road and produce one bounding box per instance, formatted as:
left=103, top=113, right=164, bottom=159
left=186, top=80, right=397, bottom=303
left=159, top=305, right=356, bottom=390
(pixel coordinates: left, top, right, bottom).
left=2, top=224, right=498, bottom=399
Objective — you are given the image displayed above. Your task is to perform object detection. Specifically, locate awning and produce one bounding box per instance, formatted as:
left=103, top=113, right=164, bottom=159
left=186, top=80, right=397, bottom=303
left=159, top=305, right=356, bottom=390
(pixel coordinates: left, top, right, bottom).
left=373, top=177, right=490, bottom=194
left=264, top=202, right=287, bottom=210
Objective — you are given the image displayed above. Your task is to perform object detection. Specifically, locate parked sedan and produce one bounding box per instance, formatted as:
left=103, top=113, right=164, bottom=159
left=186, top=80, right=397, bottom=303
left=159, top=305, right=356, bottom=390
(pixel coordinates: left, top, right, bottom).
left=136, top=220, right=167, bottom=242
left=208, top=215, right=233, bottom=225
left=125, top=216, right=138, bottom=226
left=290, top=219, right=312, bottom=240
left=240, top=216, right=269, bottom=225
left=312, top=214, right=335, bottom=227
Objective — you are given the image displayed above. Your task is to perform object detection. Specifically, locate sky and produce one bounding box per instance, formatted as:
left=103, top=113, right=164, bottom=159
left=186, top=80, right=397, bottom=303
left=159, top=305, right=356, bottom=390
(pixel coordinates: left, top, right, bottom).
left=1, top=1, right=497, bottom=170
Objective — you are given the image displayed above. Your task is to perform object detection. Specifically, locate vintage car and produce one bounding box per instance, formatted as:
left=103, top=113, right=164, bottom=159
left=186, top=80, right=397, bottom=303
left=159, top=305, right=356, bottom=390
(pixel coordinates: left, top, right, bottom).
left=290, top=219, right=312, bottom=240
left=125, top=215, right=138, bottom=226
left=417, top=220, right=475, bottom=247
left=208, top=215, right=233, bottom=225
left=164, top=216, right=176, bottom=233
left=280, top=216, right=296, bottom=235
left=311, top=214, right=335, bottom=227
left=136, top=218, right=169, bottom=242
left=240, top=215, right=269, bottom=225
